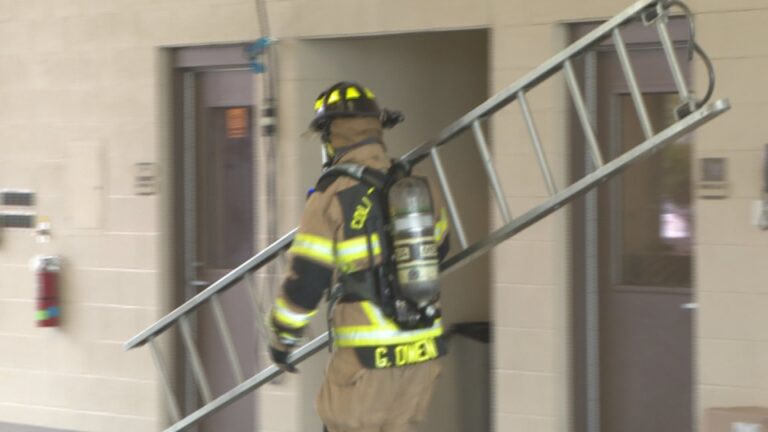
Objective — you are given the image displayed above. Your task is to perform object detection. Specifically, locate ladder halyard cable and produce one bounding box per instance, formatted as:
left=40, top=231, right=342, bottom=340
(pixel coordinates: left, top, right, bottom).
left=646, top=0, right=716, bottom=115
left=665, top=0, right=716, bottom=108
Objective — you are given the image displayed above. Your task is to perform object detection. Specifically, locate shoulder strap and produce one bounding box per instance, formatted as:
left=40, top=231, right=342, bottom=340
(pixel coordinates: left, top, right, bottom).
left=328, top=137, right=382, bottom=166
left=317, top=163, right=389, bottom=190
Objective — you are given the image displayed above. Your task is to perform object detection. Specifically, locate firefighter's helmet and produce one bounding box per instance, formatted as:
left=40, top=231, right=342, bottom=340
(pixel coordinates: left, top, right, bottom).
left=310, top=81, right=403, bottom=137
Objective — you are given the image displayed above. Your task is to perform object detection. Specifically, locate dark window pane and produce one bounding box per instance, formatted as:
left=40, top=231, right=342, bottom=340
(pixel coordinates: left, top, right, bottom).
left=618, top=93, right=692, bottom=288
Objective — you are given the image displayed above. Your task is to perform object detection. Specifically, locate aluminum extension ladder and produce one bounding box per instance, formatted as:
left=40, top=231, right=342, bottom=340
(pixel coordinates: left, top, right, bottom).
left=125, top=0, right=730, bottom=430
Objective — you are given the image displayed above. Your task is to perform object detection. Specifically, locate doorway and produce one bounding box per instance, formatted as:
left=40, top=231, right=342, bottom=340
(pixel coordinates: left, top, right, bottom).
left=291, top=29, right=491, bottom=432
left=172, top=45, right=257, bottom=432
left=570, top=20, right=694, bottom=432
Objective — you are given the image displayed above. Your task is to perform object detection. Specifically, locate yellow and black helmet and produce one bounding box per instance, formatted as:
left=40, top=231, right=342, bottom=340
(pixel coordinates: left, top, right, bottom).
left=309, top=81, right=404, bottom=138
left=310, top=81, right=381, bottom=131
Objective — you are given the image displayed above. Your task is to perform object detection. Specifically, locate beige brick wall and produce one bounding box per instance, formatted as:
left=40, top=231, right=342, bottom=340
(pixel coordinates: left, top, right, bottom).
left=489, top=12, right=570, bottom=431
left=0, top=1, right=260, bottom=431
left=693, top=1, right=768, bottom=421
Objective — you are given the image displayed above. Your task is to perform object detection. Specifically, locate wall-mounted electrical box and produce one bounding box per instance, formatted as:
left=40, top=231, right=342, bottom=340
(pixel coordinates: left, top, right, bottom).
left=134, top=162, right=159, bottom=196
left=697, top=157, right=728, bottom=199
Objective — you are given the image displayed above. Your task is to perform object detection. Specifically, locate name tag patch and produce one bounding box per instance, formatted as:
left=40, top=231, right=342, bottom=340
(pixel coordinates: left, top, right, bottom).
left=355, top=337, right=447, bottom=369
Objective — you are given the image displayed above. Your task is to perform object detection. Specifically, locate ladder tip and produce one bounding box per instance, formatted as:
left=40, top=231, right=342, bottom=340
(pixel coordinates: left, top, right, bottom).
left=711, top=98, right=731, bottom=111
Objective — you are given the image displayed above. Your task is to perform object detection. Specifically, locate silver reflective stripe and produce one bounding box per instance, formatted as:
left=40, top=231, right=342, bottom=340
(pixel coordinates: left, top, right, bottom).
left=393, top=213, right=434, bottom=232
left=337, top=235, right=382, bottom=263
left=273, top=298, right=316, bottom=328
left=334, top=320, right=443, bottom=346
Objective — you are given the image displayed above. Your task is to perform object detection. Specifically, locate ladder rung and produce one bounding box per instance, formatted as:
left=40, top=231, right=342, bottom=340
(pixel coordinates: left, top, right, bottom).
left=563, top=60, right=603, bottom=168
left=612, top=28, right=654, bottom=140
left=243, top=272, right=268, bottom=338
left=655, top=13, right=694, bottom=110
left=211, top=295, right=245, bottom=383
left=179, top=316, right=213, bottom=403
left=517, top=90, right=558, bottom=195
left=149, top=337, right=182, bottom=422
left=564, top=60, right=605, bottom=168
left=430, top=147, right=469, bottom=249
left=471, top=120, right=512, bottom=223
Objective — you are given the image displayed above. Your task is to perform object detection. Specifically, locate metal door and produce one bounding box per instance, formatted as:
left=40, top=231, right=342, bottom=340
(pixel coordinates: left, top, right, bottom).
left=571, top=20, right=694, bottom=432
left=174, top=47, right=257, bottom=432
left=196, top=71, right=256, bottom=432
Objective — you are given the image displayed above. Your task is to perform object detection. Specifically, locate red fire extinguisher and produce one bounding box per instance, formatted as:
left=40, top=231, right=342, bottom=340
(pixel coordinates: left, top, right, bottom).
left=34, top=256, right=61, bottom=327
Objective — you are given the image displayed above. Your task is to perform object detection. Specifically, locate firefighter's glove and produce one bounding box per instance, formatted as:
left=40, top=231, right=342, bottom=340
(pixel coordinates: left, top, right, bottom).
left=270, top=345, right=298, bottom=373
left=268, top=313, right=302, bottom=373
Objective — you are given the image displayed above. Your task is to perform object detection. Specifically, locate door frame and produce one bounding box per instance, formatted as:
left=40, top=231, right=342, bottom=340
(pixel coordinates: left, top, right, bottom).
left=170, top=44, right=257, bottom=431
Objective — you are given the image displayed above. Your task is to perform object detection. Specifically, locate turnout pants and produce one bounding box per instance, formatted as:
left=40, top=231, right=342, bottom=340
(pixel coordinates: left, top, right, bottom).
left=317, top=348, right=442, bottom=432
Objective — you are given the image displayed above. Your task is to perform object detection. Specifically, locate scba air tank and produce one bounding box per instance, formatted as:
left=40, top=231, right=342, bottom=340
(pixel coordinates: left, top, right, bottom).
left=388, top=176, right=440, bottom=308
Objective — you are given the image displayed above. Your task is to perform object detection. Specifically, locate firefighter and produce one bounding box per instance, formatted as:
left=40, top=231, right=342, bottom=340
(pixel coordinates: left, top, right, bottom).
left=268, top=81, right=451, bottom=432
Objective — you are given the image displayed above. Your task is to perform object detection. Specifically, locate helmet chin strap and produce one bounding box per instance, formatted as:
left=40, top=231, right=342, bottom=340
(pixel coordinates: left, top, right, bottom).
left=321, top=144, right=331, bottom=168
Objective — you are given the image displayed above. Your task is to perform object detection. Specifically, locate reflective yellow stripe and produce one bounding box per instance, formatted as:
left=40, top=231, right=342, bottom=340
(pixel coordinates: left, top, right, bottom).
left=346, top=87, right=361, bottom=99
left=336, top=234, right=381, bottom=265
left=434, top=208, right=449, bottom=243
left=290, top=233, right=335, bottom=266
left=327, top=89, right=341, bottom=104
left=360, top=301, right=394, bottom=328
left=364, top=88, right=375, bottom=99
left=277, top=332, right=301, bottom=343
left=273, top=297, right=317, bottom=329
left=314, top=97, right=324, bottom=111
left=333, top=301, right=442, bottom=347
left=334, top=319, right=444, bottom=347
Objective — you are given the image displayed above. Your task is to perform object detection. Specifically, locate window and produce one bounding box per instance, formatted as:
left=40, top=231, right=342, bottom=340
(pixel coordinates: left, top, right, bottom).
left=616, top=93, right=692, bottom=288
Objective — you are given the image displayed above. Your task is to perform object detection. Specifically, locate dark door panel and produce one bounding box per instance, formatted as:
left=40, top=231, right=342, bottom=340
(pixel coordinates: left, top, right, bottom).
left=570, top=19, right=694, bottom=432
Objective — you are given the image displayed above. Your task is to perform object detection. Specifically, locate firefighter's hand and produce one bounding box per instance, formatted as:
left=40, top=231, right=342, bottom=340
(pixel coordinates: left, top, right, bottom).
left=270, top=346, right=298, bottom=373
